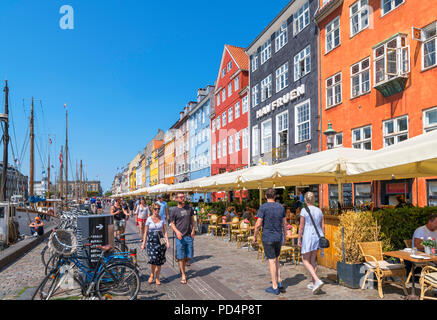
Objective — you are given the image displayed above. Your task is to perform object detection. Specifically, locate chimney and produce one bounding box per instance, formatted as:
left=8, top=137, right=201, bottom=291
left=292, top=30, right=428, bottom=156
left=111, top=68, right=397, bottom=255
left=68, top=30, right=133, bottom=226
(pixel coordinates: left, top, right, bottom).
left=184, top=106, right=188, bottom=115
left=197, top=88, right=207, bottom=102
left=179, top=111, right=184, bottom=120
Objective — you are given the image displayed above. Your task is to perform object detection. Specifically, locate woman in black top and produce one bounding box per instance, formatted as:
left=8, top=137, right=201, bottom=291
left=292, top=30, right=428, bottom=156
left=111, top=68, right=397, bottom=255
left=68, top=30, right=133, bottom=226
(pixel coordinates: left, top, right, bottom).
left=111, top=198, right=129, bottom=238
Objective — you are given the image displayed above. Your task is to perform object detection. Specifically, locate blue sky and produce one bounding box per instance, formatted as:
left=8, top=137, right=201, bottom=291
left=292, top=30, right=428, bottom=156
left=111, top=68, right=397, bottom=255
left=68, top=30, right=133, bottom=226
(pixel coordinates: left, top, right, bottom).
left=0, top=0, right=290, bottom=192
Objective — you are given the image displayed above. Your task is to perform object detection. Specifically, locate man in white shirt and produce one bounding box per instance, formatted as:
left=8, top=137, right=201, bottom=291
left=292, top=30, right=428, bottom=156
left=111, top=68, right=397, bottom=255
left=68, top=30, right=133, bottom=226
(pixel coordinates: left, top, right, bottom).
left=412, top=213, right=437, bottom=250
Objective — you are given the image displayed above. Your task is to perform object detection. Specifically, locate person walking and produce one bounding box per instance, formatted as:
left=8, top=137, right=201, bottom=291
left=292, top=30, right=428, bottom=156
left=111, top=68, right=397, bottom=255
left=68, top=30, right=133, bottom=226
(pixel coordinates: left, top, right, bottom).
left=169, top=192, right=195, bottom=284
left=298, top=191, right=325, bottom=294
left=110, top=198, right=130, bottom=238
left=135, top=198, right=150, bottom=240
left=156, top=195, right=169, bottom=225
left=253, top=188, right=287, bottom=295
left=141, top=202, right=170, bottom=285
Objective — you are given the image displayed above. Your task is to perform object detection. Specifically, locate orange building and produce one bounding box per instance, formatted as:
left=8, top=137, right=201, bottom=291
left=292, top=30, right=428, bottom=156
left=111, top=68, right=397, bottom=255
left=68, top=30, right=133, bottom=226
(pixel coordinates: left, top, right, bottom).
left=316, top=0, right=437, bottom=207
left=164, top=128, right=176, bottom=185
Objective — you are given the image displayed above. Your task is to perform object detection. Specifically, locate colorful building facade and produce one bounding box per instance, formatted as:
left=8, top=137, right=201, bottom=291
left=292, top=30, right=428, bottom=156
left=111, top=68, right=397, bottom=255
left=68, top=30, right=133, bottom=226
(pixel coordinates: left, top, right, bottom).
left=174, top=105, right=192, bottom=184
left=150, top=140, right=163, bottom=186
left=316, top=0, right=437, bottom=207
left=164, top=128, right=176, bottom=185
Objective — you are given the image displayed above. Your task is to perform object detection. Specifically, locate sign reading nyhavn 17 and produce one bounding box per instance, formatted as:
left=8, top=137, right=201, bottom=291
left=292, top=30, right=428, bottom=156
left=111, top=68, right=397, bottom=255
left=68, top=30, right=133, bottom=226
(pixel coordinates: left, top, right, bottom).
left=256, top=84, right=305, bottom=119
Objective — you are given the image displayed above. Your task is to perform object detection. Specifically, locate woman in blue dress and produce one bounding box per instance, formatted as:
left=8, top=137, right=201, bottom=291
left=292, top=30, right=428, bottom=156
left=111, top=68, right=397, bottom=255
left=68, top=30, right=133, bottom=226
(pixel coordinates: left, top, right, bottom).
left=298, top=192, right=325, bottom=294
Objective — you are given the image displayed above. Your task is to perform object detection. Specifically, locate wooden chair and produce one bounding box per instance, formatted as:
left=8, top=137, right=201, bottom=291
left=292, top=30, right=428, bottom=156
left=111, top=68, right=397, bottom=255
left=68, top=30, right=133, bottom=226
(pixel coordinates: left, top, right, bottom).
left=236, top=221, right=251, bottom=248
left=207, top=215, right=221, bottom=237
left=358, top=241, right=408, bottom=299
left=229, top=217, right=241, bottom=242
left=404, top=239, right=412, bottom=248
left=286, top=224, right=301, bottom=265
left=419, top=265, right=437, bottom=300
left=403, top=238, right=429, bottom=285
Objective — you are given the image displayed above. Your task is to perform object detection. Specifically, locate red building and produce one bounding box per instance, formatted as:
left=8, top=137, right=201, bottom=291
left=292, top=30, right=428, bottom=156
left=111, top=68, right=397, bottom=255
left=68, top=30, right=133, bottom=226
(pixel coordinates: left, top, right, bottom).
left=211, top=45, right=250, bottom=201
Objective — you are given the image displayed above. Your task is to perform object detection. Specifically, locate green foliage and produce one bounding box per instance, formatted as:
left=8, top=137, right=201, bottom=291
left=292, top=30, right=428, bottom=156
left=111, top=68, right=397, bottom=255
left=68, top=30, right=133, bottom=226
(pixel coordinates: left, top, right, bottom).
left=373, top=207, right=433, bottom=251
left=166, top=201, right=178, bottom=208
left=87, top=191, right=100, bottom=198
left=104, top=191, right=112, bottom=197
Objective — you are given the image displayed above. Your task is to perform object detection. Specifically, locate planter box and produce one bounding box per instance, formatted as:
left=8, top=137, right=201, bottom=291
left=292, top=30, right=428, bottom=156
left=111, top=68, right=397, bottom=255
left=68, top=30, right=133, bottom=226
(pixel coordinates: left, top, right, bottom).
left=337, top=262, right=367, bottom=289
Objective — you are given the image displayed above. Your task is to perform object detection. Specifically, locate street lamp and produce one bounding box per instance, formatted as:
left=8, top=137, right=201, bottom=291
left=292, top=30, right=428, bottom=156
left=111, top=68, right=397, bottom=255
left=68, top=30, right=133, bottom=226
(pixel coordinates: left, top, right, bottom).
left=323, top=120, right=337, bottom=150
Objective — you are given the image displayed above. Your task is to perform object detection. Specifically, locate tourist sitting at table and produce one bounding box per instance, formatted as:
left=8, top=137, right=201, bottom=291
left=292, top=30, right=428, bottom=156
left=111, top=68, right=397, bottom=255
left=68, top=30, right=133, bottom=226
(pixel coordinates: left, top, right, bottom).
left=286, top=208, right=296, bottom=224
left=242, top=206, right=253, bottom=220
left=413, top=213, right=437, bottom=251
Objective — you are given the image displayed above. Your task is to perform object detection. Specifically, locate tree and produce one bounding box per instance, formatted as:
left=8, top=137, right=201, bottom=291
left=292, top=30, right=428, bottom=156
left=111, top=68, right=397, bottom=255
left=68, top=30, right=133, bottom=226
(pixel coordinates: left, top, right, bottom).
left=104, top=191, right=112, bottom=197
left=87, top=191, right=100, bottom=198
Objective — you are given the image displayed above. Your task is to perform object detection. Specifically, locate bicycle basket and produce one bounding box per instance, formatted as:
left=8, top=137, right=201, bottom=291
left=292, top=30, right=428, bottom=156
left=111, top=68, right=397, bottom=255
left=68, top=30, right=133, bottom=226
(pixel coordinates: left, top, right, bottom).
left=48, top=230, right=78, bottom=257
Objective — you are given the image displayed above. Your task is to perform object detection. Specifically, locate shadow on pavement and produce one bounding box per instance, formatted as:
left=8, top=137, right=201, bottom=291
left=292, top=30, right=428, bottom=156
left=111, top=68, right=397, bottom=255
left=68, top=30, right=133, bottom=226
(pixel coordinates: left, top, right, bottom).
left=282, top=273, right=307, bottom=287
left=185, top=265, right=221, bottom=278
left=190, top=255, right=213, bottom=264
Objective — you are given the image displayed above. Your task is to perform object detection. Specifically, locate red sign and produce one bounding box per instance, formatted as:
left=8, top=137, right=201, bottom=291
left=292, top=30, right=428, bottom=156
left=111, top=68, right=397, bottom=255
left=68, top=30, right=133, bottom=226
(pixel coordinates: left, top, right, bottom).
left=386, top=183, right=408, bottom=194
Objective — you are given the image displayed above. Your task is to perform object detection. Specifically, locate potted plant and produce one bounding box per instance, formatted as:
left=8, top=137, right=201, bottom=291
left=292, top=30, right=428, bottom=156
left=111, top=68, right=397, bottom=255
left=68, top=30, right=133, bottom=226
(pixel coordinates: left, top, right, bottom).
left=334, top=211, right=382, bottom=289
left=421, top=238, right=435, bottom=255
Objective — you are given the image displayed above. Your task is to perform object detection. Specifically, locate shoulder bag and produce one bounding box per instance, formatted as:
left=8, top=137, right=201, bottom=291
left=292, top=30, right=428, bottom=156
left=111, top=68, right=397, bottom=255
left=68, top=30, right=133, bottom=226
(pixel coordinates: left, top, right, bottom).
left=304, top=206, right=330, bottom=249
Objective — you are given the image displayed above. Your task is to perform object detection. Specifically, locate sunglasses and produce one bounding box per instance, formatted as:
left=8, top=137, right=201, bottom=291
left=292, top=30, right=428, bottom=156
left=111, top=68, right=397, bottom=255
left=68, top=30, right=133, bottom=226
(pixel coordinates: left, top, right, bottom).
left=153, top=207, right=160, bottom=210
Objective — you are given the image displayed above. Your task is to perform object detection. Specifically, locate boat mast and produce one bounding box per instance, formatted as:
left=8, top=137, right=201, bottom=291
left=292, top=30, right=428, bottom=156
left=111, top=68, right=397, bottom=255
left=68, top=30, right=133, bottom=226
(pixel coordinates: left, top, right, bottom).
left=80, top=159, right=83, bottom=202
left=59, top=145, right=63, bottom=199
left=29, top=97, right=34, bottom=197
left=47, top=150, right=50, bottom=199
left=64, top=106, right=68, bottom=203
left=0, top=80, right=9, bottom=201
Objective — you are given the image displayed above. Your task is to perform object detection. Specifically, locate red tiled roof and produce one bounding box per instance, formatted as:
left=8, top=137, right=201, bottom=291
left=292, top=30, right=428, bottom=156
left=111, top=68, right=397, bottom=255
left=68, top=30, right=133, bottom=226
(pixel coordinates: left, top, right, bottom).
left=225, top=45, right=249, bottom=71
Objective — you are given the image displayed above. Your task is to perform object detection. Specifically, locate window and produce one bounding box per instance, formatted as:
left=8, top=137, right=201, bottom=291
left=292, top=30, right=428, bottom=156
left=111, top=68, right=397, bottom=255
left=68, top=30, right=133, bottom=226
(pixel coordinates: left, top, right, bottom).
left=275, top=22, right=288, bottom=52
left=374, top=34, right=409, bottom=86
left=242, top=96, right=248, bottom=113
left=234, top=75, right=240, bottom=91
left=252, top=54, right=259, bottom=72
left=202, top=110, right=205, bottom=124
left=428, top=180, right=437, bottom=207
left=243, top=128, right=249, bottom=149
left=381, top=0, right=404, bottom=16
left=222, top=68, right=226, bottom=78
left=261, top=74, right=272, bottom=102
left=228, top=107, right=233, bottom=123
left=326, top=16, right=341, bottom=53
left=235, top=132, right=241, bottom=152
left=350, top=0, right=369, bottom=37
left=222, top=138, right=227, bottom=157
left=217, top=116, right=221, bottom=130
left=276, top=111, right=289, bottom=157
left=326, top=72, right=342, bottom=108
left=293, top=1, right=310, bottom=35
left=252, top=125, right=259, bottom=156
left=229, top=135, right=234, bottom=154
left=235, top=102, right=240, bottom=119
left=252, top=84, right=259, bottom=107
left=351, top=57, right=370, bottom=98
left=261, top=119, right=272, bottom=154
left=222, top=89, right=226, bottom=103
left=354, top=183, right=372, bottom=206
left=423, top=21, right=437, bottom=69
left=424, top=107, right=437, bottom=132
left=222, top=111, right=227, bottom=127
left=295, top=100, right=311, bottom=143
left=334, top=132, right=343, bottom=148
left=260, top=39, right=272, bottom=65
left=352, top=125, right=372, bottom=149
left=276, top=62, right=289, bottom=93
left=383, top=115, right=408, bottom=147
left=217, top=141, right=221, bottom=159
left=228, top=83, right=232, bottom=97
left=294, top=45, right=311, bottom=81
left=212, top=144, right=216, bottom=161
left=216, top=95, right=220, bottom=106
left=227, top=61, right=232, bottom=72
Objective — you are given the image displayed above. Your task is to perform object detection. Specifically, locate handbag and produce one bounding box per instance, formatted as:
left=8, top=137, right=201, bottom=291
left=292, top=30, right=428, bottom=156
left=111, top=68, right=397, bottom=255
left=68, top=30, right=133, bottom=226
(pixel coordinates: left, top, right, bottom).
left=156, top=231, right=167, bottom=246
left=304, top=206, right=330, bottom=249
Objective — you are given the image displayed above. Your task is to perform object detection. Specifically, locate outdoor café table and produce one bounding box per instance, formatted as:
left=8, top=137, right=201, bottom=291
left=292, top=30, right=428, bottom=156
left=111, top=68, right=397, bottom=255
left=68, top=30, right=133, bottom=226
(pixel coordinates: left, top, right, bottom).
left=384, top=250, right=437, bottom=300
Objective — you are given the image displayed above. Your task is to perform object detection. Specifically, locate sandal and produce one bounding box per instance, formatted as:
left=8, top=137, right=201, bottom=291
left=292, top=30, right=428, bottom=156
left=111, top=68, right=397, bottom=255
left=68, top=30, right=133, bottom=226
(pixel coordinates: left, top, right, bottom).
left=180, top=277, right=187, bottom=284
left=148, top=276, right=154, bottom=284
left=155, top=279, right=161, bottom=285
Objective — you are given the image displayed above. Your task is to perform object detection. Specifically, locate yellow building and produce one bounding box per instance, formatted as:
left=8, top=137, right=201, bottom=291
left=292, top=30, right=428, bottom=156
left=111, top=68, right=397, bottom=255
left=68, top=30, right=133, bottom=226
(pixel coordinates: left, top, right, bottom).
left=128, top=152, right=141, bottom=191
left=150, top=140, right=163, bottom=186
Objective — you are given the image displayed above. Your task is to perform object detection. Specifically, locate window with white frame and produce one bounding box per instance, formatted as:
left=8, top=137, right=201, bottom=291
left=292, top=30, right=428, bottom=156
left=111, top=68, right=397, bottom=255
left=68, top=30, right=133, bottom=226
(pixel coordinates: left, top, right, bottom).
left=222, top=138, right=227, bottom=157
left=381, top=0, right=404, bottom=16
left=222, top=111, right=227, bottom=127
left=252, top=125, right=259, bottom=156
left=217, top=141, right=221, bottom=159
left=293, top=1, right=310, bottom=36
left=202, top=110, right=205, bottom=124
left=252, top=54, right=259, bottom=72
left=217, top=116, right=221, bottom=130
left=275, top=22, right=288, bottom=52
left=234, top=75, right=240, bottom=91
left=276, top=111, right=289, bottom=156
left=216, top=95, right=220, bottom=106
left=383, top=115, right=408, bottom=147
left=260, top=39, right=272, bottom=65
left=276, top=62, right=289, bottom=93
left=334, top=132, right=343, bottom=148
left=294, top=45, right=311, bottom=81
left=222, top=68, right=226, bottom=78
left=352, top=125, right=372, bottom=149
left=326, top=72, right=342, bottom=108
left=228, top=135, right=234, bottom=154
left=212, top=144, right=216, bottom=161
left=252, top=84, right=259, bottom=107
left=424, top=107, right=437, bottom=132
left=235, top=102, right=240, bottom=119
left=235, top=131, right=241, bottom=152
left=350, top=0, right=369, bottom=37
left=351, top=57, right=370, bottom=98
left=326, top=16, right=341, bottom=53
left=243, top=127, right=249, bottom=149
left=242, top=96, right=248, bottom=113
left=374, top=34, right=410, bottom=86
left=295, top=100, right=311, bottom=143
left=227, top=61, right=232, bottom=72
left=423, top=21, right=437, bottom=70
left=222, top=88, right=226, bottom=103
left=228, top=83, right=232, bottom=97
left=261, top=119, right=272, bottom=154
left=228, top=107, right=233, bottom=123
left=261, top=74, right=272, bottom=102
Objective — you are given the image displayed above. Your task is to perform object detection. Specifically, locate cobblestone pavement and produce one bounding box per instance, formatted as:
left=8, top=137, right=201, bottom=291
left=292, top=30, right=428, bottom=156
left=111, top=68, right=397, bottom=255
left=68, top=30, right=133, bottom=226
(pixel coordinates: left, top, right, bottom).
left=0, top=214, right=408, bottom=300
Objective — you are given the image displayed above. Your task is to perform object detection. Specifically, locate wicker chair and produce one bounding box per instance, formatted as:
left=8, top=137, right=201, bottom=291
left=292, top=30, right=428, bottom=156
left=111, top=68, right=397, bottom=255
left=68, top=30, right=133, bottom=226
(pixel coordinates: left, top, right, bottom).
left=236, top=221, right=251, bottom=248
left=207, top=214, right=221, bottom=237
left=404, top=239, right=412, bottom=248
left=358, top=241, right=408, bottom=299
left=256, top=232, right=265, bottom=262
left=419, top=265, right=437, bottom=300
left=229, top=217, right=241, bottom=242
left=247, top=227, right=261, bottom=252
left=403, top=239, right=429, bottom=285
left=279, top=245, right=294, bottom=263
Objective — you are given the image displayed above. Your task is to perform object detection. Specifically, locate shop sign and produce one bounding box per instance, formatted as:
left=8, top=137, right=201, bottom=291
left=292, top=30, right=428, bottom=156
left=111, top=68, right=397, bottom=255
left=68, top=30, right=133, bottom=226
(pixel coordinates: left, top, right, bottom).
left=256, top=84, right=305, bottom=119
left=386, top=183, right=409, bottom=194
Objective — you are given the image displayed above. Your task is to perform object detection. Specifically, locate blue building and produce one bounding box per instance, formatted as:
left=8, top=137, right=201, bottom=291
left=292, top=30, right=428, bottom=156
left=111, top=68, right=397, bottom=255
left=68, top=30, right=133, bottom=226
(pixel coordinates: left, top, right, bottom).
left=189, top=85, right=215, bottom=202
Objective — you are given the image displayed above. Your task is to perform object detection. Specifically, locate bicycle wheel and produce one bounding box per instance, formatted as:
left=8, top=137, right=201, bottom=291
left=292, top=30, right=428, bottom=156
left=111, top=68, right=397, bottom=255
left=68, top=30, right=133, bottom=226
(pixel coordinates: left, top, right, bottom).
left=96, top=262, right=140, bottom=300
left=33, top=265, right=82, bottom=300
left=44, top=254, right=60, bottom=276
left=32, top=270, right=62, bottom=300
left=41, top=245, right=50, bottom=267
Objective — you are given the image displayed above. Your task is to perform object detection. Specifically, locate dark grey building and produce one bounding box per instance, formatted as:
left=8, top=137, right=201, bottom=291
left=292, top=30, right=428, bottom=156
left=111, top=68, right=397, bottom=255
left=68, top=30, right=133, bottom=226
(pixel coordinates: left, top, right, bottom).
left=246, top=0, right=320, bottom=166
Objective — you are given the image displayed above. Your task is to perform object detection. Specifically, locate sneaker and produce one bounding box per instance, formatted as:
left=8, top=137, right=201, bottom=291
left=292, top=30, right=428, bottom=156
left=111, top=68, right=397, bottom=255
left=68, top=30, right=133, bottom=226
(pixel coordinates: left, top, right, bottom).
left=312, top=280, right=324, bottom=294
left=33, top=232, right=38, bottom=237
left=265, top=286, right=280, bottom=295
left=278, top=282, right=286, bottom=293
left=307, top=283, right=314, bottom=290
